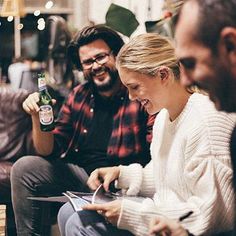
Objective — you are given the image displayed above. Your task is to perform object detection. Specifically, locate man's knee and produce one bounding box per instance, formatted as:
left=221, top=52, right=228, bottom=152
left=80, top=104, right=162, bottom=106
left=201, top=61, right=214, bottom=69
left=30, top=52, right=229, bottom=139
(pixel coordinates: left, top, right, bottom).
left=11, top=155, right=46, bottom=185
left=11, top=156, right=38, bottom=177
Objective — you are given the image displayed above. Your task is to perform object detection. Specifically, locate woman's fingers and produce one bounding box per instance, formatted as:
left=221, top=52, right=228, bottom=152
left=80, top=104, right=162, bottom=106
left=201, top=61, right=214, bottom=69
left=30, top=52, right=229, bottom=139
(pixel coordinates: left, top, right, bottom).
left=82, top=203, right=106, bottom=211
left=87, top=169, right=102, bottom=190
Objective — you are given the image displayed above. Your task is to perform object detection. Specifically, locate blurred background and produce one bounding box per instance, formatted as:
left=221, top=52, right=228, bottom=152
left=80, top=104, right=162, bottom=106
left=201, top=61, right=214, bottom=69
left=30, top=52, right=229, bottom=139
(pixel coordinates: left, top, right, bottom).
left=0, top=0, right=183, bottom=82
left=0, top=0, right=183, bottom=116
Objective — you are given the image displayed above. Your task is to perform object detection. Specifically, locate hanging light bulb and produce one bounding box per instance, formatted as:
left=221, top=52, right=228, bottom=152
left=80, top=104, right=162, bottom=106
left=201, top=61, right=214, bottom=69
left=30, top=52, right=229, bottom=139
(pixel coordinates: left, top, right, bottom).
left=45, top=1, right=54, bottom=9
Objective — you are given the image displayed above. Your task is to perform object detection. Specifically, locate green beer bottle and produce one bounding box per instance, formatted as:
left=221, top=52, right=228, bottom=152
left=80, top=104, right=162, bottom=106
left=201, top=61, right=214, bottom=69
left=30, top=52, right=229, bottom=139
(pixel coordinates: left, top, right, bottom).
left=38, top=73, right=55, bottom=131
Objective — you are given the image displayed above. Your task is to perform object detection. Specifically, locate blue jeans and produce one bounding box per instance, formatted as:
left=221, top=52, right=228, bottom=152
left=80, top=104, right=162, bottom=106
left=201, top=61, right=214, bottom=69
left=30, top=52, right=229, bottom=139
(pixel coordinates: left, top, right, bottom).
left=11, top=155, right=90, bottom=236
left=58, top=201, right=133, bottom=236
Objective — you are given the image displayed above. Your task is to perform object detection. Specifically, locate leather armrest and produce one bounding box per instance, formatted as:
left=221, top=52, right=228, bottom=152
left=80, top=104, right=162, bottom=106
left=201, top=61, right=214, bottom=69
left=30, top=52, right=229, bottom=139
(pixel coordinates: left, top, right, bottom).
left=0, top=162, right=13, bottom=201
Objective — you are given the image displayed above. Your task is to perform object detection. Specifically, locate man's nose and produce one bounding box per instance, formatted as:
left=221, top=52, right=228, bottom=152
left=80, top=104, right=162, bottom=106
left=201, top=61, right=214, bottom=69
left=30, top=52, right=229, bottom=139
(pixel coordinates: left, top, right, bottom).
left=180, top=70, right=194, bottom=87
left=91, top=61, right=102, bottom=70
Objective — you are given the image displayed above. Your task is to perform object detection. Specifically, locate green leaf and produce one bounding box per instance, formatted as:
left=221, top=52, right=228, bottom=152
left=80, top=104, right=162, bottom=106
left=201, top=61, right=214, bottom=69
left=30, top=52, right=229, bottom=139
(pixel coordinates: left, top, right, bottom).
left=105, top=3, right=139, bottom=37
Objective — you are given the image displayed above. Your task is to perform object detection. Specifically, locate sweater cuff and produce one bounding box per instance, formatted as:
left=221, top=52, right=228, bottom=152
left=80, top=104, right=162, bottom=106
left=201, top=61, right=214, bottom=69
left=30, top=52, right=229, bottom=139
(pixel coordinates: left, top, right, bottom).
left=117, top=199, right=143, bottom=232
left=117, top=198, right=155, bottom=236
left=116, top=164, right=143, bottom=195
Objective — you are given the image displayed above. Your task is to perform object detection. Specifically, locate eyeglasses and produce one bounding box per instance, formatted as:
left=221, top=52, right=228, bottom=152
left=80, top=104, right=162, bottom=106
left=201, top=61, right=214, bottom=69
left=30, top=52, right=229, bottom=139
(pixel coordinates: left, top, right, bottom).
left=81, top=52, right=113, bottom=70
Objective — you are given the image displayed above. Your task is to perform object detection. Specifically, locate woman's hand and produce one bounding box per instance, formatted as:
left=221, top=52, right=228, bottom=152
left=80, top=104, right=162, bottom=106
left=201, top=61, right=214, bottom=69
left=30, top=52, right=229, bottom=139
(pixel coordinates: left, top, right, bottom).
left=83, top=200, right=122, bottom=226
left=149, top=216, right=189, bottom=236
left=87, top=166, right=120, bottom=192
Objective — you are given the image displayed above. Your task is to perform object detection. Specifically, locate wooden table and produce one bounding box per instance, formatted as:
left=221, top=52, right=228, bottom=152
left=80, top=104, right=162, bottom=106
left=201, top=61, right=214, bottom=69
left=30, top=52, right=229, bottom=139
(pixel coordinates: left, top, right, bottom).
left=0, top=205, right=6, bottom=236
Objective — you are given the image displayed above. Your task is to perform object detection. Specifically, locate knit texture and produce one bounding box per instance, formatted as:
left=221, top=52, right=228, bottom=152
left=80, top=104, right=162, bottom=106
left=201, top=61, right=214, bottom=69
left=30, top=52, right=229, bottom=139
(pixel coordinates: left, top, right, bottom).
left=117, top=93, right=236, bottom=236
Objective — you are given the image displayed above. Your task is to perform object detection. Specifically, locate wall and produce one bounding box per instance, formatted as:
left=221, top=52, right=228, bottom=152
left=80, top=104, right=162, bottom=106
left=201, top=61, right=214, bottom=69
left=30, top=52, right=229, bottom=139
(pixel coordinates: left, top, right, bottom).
left=69, top=0, right=165, bottom=36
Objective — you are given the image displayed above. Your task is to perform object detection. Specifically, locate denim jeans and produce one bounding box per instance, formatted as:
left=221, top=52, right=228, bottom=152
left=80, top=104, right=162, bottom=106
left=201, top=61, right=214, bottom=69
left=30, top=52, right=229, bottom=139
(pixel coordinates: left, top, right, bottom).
left=11, top=155, right=90, bottom=236
left=57, top=201, right=133, bottom=236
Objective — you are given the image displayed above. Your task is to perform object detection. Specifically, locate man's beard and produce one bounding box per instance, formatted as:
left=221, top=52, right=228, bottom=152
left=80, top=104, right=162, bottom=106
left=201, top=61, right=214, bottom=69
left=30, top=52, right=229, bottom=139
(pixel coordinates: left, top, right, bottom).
left=193, top=64, right=236, bottom=113
left=84, top=66, right=119, bottom=92
left=213, top=70, right=236, bottom=113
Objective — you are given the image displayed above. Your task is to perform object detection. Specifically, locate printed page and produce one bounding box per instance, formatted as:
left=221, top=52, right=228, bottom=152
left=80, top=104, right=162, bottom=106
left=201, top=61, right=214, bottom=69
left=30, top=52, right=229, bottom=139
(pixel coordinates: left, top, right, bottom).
left=62, top=191, right=90, bottom=212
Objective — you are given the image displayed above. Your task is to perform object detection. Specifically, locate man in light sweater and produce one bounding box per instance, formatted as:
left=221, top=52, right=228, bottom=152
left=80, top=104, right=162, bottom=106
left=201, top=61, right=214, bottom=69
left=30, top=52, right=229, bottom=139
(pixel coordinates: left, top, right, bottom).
left=57, top=34, right=236, bottom=236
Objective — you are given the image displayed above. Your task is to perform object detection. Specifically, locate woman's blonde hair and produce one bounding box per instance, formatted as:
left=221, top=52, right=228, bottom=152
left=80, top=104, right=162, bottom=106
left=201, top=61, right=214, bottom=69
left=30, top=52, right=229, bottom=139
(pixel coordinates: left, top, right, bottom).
left=116, top=33, right=180, bottom=79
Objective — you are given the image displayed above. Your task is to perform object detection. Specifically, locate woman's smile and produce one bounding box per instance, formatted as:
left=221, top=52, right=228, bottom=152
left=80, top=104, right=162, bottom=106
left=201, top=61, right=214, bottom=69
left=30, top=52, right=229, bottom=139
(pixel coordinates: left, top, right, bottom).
left=140, top=99, right=149, bottom=107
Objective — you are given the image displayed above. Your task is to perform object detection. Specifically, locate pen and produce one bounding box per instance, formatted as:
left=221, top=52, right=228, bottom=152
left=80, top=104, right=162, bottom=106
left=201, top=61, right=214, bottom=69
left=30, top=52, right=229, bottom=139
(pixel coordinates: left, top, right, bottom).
left=179, top=211, right=193, bottom=222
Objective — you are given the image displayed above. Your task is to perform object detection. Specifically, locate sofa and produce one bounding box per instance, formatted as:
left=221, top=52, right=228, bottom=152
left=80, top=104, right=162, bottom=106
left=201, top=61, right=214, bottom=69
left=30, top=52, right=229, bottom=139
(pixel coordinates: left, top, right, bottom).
left=0, top=86, right=34, bottom=235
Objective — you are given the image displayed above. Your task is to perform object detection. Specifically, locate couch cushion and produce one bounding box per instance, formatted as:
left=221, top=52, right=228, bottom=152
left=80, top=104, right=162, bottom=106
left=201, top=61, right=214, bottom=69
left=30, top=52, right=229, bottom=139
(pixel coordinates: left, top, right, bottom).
left=0, top=87, right=33, bottom=161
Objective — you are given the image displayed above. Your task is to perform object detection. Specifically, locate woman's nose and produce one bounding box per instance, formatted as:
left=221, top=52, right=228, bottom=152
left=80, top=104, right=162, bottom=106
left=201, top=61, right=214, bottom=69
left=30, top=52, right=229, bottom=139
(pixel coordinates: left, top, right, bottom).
left=128, top=92, right=136, bottom=101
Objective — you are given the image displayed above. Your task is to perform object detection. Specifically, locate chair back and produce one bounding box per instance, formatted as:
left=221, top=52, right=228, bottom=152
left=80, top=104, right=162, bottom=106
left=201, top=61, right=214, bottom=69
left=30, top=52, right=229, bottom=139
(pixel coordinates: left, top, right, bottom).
left=19, top=69, right=41, bottom=92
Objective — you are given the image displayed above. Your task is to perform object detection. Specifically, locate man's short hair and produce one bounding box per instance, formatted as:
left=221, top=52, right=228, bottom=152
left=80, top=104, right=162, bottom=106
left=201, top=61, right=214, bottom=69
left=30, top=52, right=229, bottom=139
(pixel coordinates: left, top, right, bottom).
left=177, top=0, right=236, bottom=53
left=67, top=25, right=124, bottom=70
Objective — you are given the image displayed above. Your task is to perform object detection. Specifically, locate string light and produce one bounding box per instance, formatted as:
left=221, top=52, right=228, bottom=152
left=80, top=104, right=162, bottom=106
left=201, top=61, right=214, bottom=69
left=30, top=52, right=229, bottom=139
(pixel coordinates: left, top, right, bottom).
left=37, top=18, right=45, bottom=24
left=17, top=23, right=24, bottom=30
left=38, top=24, right=45, bottom=30
left=37, top=18, right=45, bottom=31
left=34, top=10, right=41, bottom=16
left=7, top=16, right=14, bottom=22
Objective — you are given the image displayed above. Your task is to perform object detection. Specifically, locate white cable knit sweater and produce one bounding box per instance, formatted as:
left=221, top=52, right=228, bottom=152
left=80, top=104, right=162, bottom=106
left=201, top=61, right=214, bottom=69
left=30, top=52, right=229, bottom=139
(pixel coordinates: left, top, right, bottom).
left=116, top=93, right=236, bottom=236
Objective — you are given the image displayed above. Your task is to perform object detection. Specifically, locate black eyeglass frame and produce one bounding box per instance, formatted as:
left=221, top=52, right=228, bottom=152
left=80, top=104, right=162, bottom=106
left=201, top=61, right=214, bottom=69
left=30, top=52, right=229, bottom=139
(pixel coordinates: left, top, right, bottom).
left=81, top=51, right=113, bottom=70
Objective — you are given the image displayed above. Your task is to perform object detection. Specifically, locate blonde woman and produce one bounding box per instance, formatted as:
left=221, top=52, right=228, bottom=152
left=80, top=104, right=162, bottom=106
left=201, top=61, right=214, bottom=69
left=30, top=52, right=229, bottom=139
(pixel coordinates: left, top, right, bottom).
left=57, top=34, right=236, bottom=236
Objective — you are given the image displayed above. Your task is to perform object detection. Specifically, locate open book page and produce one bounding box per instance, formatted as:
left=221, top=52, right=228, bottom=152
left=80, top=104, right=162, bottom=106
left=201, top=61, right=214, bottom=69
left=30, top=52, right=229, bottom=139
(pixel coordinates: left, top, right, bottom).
left=91, top=184, right=117, bottom=204
left=63, top=184, right=117, bottom=211
left=93, top=184, right=146, bottom=203
left=62, top=191, right=91, bottom=212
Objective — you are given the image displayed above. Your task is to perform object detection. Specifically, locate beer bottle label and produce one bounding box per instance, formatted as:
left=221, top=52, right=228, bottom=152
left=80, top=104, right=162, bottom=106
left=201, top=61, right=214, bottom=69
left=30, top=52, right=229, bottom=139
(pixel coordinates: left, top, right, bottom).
left=39, top=105, right=54, bottom=125
left=38, top=77, right=47, bottom=91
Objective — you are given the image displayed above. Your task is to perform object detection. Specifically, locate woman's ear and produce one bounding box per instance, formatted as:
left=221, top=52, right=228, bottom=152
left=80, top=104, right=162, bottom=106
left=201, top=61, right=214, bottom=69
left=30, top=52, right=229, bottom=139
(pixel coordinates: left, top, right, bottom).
left=158, top=67, right=169, bottom=81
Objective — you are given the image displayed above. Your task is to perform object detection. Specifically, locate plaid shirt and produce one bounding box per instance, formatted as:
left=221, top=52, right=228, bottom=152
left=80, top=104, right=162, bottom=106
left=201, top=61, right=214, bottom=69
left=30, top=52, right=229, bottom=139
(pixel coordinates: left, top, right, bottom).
left=52, top=81, right=155, bottom=166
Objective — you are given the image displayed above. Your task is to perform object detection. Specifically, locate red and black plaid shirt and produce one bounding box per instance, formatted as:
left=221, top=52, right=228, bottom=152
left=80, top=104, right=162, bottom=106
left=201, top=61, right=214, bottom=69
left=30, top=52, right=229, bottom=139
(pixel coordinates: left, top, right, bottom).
left=52, top=81, right=155, bottom=166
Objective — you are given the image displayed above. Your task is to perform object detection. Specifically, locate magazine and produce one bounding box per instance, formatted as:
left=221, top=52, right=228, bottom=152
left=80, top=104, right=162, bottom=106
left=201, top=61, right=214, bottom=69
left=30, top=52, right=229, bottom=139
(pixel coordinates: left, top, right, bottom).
left=63, top=184, right=118, bottom=211
left=28, top=184, right=145, bottom=212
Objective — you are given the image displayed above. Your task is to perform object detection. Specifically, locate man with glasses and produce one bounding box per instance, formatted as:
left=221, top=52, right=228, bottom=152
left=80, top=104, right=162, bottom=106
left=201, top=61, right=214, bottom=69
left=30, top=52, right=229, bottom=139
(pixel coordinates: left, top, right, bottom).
left=11, top=25, right=155, bottom=236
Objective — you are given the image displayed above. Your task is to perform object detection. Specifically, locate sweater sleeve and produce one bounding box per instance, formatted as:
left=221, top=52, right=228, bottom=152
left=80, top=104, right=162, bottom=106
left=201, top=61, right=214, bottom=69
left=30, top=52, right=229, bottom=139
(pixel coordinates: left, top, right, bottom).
left=117, top=157, right=233, bottom=236
left=156, top=155, right=233, bottom=235
left=117, top=198, right=158, bottom=236
left=117, top=161, right=155, bottom=197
